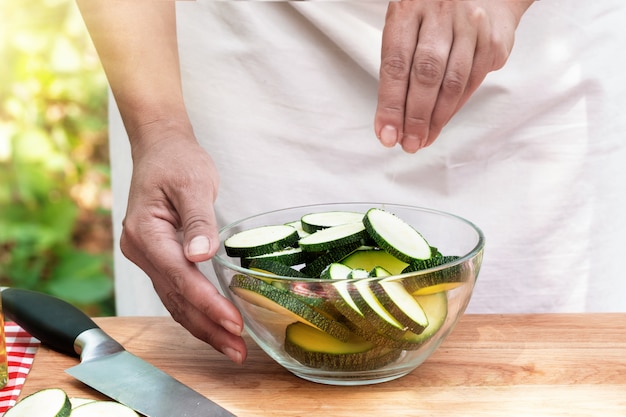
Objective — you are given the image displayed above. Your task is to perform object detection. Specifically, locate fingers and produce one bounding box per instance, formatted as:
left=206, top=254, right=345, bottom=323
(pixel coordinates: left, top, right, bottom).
left=422, top=10, right=480, bottom=148
left=375, top=3, right=420, bottom=148
left=177, top=180, right=220, bottom=264
left=375, top=1, right=523, bottom=152
left=119, top=138, right=246, bottom=362
left=401, top=5, right=456, bottom=152
left=121, top=211, right=247, bottom=364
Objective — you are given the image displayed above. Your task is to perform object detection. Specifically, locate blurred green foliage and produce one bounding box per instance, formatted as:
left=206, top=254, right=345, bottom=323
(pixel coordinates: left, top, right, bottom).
left=1, top=0, right=114, bottom=315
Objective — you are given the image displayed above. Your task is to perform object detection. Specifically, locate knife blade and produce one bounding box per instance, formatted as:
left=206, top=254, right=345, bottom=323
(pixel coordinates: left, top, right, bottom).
left=1, top=288, right=236, bottom=417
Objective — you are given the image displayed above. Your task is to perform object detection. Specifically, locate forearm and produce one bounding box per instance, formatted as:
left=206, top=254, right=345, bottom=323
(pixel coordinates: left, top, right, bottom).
left=77, top=0, right=193, bottom=152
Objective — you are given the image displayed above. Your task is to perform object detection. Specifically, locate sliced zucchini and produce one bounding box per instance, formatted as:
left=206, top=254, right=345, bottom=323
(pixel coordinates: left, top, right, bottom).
left=331, top=279, right=362, bottom=315
left=320, top=262, right=353, bottom=279
left=368, top=266, right=392, bottom=277
left=70, top=398, right=96, bottom=409
left=332, top=281, right=421, bottom=350
left=300, top=242, right=361, bottom=277
left=350, top=279, right=408, bottom=340
left=284, top=322, right=401, bottom=371
left=284, top=220, right=310, bottom=238
left=372, top=280, right=428, bottom=334
left=247, top=258, right=308, bottom=278
left=5, top=388, right=71, bottom=417
left=224, top=224, right=299, bottom=257
left=340, top=247, right=408, bottom=275
left=241, top=246, right=307, bottom=268
left=298, top=222, right=368, bottom=253
left=398, top=292, right=448, bottom=345
left=402, top=256, right=469, bottom=295
left=229, top=274, right=352, bottom=341
left=285, top=281, right=329, bottom=308
left=347, top=268, right=370, bottom=279
left=286, top=321, right=373, bottom=354
left=300, top=210, right=365, bottom=234
left=70, top=401, right=139, bottom=417
left=363, top=208, right=432, bottom=263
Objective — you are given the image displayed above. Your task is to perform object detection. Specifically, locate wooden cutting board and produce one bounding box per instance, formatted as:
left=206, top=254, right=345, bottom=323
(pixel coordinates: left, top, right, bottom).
left=19, top=314, right=626, bottom=417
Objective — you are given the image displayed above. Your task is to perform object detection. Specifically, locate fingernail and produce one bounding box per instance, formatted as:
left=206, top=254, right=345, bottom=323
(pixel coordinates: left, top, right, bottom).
left=188, top=236, right=210, bottom=256
left=380, top=125, right=398, bottom=147
left=401, top=134, right=421, bottom=154
left=223, top=347, right=243, bottom=365
left=222, top=319, right=243, bottom=337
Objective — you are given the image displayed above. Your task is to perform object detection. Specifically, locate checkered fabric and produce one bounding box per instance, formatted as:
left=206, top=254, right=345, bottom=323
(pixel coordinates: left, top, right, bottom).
left=0, top=323, right=40, bottom=415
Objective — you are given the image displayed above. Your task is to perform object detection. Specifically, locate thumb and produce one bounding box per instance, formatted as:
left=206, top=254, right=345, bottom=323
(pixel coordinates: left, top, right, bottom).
left=182, top=208, right=220, bottom=263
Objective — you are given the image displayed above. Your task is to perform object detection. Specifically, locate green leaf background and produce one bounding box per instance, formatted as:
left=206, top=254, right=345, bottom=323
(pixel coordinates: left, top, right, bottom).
left=1, top=0, right=113, bottom=316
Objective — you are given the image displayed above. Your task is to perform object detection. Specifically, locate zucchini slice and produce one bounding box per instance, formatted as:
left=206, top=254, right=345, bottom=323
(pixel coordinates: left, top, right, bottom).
left=347, top=268, right=370, bottom=279
left=368, top=266, right=392, bottom=278
left=320, top=262, right=353, bottom=279
left=247, top=258, right=308, bottom=278
left=398, top=292, right=448, bottom=345
left=331, top=281, right=420, bottom=350
left=70, top=401, right=139, bottom=417
left=69, top=398, right=96, bottom=409
left=402, top=256, right=469, bottom=295
left=363, top=208, right=432, bottom=263
left=284, top=322, right=401, bottom=371
left=284, top=220, right=310, bottom=238
left=241, top=246, right=307, bottom=268
left=298, top=222, right=368, bottom=253
left=372, top=280, right=429, bottom=334
left=300, top=241, right=361, bottom=277
left=300, top=211, right=365, bottom=234
left=350, top=279, right=408, bottom=339
left=5, top=388, right=71, bottom=417
left=229, top=274, right=352, bottom=341
left=224, top=224, right=299, bottom=257
left=340, top=247, right=408, bottom=275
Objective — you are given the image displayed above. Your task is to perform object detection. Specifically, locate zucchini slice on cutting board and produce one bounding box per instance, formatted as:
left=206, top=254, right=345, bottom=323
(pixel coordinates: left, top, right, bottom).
left=4, top=388, right=71, bottom=417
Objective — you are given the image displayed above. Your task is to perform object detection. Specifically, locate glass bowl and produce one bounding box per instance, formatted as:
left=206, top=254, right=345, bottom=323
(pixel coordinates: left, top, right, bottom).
left=211, top=203, right=484, bottom=385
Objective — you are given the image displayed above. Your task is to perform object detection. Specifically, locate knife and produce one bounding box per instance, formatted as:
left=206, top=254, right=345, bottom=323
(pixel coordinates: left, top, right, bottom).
left=1, top=288, right=237, bottom=417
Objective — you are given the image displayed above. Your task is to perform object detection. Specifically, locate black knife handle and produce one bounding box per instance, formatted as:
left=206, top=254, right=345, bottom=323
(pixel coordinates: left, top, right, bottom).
left=1, top=288, right=99, bottom=357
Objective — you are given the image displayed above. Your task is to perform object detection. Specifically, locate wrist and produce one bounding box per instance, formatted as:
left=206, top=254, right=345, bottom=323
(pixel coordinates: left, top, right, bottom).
left=127, top=116, right=197, bottom=161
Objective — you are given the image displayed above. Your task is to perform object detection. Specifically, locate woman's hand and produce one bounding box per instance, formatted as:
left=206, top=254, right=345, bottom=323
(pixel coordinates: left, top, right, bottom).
left=119, top=122, right=247, bottom=364
left=375, top=0, right=533, bottom=153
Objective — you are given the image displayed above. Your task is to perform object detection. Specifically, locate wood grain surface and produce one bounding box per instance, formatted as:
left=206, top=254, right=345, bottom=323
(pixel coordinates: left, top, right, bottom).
left=19, top=314, right=626, bottom=417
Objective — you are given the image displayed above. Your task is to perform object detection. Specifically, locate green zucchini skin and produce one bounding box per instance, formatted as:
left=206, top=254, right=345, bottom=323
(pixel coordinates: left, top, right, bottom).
left=284, top=322, right=401, bottom=371
left=300, top=211, right=365, bottom=234
left=229, top=274, right=352, bottom=341
left=320, top=263, right=353, bottom=279
left=224, top=224, right=300, bottom=258
left=402, top=256, right=470, bottom=295
left=298, top=222, right=369, bottom=253
left=4, top=388, right=72, bottom=417
left=371, top=280, right=429, bottom=334
left=363, top=208, right=432, bottom=263
left=241, top=246, right=308, bottom=268
left=246, top=258, right=308, bottom=278
left=300, top=242, right=361, bottom=278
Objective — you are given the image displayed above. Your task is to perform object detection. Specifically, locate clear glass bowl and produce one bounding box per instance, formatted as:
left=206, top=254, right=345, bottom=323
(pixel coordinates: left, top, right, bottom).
left=211, top=203, right=484, bottom=385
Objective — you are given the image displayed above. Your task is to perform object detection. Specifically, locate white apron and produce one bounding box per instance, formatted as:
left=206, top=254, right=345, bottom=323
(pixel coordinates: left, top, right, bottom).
left=110, top=1, right=626, bottom=315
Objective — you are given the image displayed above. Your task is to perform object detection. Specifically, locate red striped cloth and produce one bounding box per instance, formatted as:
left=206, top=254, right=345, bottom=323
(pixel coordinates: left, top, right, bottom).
left=0, top=322, right=40, bottom=415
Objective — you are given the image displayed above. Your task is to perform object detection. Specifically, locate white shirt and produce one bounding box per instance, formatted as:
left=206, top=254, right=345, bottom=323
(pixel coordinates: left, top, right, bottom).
left=110, top=1, right=626, bottom=315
